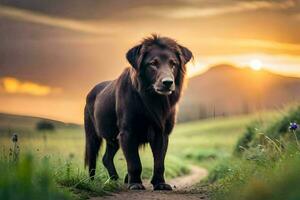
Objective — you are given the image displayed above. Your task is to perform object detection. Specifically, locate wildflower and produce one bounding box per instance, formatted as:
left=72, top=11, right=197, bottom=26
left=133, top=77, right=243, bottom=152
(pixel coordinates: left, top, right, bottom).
left=289, top=122, right=299, bottom=147
left=289, top=122, right=298, bottom=131
left=10, top=133, right=20, bottom=163
left=12, top=133, right=18, bottom=143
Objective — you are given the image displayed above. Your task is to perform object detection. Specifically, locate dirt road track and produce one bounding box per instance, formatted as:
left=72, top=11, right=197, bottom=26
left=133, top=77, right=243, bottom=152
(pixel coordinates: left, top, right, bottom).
left=91, top=165, right=209, bottom=200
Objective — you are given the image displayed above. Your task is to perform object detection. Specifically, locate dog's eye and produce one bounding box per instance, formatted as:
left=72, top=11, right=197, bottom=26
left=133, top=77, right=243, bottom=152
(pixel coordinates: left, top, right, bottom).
left=149, top=60, right=158, bottom=66
left=170, top=60, right=176, bottom=69
left=171, top=64, right=176, bottom=71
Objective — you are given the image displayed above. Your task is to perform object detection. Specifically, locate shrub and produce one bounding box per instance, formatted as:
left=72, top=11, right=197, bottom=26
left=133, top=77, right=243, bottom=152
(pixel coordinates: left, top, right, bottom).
left=36, top=120, right=55, bottom=131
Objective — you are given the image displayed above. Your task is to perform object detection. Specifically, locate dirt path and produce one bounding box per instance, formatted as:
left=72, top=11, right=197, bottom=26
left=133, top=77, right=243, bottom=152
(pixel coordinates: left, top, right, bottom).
left=91, top=165, right=208, bottom=200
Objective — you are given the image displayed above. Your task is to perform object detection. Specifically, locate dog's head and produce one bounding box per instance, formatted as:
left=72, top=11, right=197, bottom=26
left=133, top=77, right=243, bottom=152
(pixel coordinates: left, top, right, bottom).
left=126, top=35, right=193, bottom=95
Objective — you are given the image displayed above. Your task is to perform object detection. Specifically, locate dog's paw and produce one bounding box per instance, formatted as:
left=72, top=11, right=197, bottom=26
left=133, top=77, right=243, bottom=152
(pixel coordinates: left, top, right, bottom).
left=153, top=183, right=172, bottom=191
left=128, top=183, right=145, bottom=190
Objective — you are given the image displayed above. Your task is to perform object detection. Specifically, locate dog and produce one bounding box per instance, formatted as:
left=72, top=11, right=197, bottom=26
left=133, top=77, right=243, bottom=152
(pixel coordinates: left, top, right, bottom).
left=84, top=34, right=192, bottom=190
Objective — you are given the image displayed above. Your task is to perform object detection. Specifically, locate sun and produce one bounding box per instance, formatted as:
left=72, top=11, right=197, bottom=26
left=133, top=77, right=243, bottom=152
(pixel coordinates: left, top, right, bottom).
left=249, top=59, right=262, bottom=71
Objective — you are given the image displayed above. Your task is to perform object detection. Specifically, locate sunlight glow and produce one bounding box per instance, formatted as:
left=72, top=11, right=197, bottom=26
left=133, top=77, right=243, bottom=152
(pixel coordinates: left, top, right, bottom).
left=1, top=77, right=61, bottom=96
left=249, top=59, right=262, bottom=71
left=186, top=61, right=208, bottom=78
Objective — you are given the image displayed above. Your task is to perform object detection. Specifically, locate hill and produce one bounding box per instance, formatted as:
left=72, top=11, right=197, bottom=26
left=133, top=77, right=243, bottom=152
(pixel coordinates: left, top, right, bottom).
left=0, top=112, right=80, bottom=134
left=178, top=65, right=300, bottom=122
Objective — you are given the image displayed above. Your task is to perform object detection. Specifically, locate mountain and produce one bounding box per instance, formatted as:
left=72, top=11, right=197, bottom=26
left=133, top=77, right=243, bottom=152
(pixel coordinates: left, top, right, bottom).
left=178, top=65, right=300, bottom=122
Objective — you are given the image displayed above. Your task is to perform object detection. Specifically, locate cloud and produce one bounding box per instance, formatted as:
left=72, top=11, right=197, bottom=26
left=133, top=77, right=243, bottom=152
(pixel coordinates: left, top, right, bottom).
left=0, top=5, right=113, bottom=35
left=1, top=77, right=62, bottom=96
left=207, top=37, right=300, bottom=52
left=134, top=0, right=296, bottom=19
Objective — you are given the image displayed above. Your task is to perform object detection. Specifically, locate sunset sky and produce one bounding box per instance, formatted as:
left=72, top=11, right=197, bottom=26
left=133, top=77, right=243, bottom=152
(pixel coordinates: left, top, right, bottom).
left=1, top=0, right=300, bottom=123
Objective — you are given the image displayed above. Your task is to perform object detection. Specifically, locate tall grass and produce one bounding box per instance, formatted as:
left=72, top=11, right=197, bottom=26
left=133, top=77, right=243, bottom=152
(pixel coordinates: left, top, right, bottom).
left=206, top=105, right=300, bottom=200
left=0, top=154, right=71, bottom=200
left=0, top=150, right=124, bottom=200
left=0, top=131, right=122, bottom=200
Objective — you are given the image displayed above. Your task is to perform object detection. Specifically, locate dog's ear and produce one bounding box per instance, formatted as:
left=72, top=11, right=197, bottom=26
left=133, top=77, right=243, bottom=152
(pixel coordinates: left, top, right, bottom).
left=126, top=44, right=142, bottom=69
left=179, top=45, right=193, bottom=64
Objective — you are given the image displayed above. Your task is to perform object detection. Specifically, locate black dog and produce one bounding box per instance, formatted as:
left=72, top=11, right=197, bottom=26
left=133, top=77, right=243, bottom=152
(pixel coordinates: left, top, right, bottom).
left=84, top=35, right=192, bottom=190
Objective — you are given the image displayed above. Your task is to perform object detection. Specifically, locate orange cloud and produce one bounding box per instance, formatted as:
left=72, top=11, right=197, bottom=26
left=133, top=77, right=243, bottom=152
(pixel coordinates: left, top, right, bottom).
left=1, top=77, right=61, bottom=96
left=204, top=37, right=300, bottom=52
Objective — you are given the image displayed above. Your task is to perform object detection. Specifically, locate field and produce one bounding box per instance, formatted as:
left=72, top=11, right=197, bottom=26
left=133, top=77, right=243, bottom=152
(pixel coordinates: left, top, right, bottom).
left=0, top=111, right=277, bottom=199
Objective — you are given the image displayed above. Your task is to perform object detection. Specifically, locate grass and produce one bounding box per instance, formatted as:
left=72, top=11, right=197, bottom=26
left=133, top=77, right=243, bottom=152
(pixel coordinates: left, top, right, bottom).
left=169, top=112, right=276, bottom=169
left=205, top=105, right=300, bottom=200
left=0, top=154, right=72, bottom=200
left=0, top=111, right=276, bottom=199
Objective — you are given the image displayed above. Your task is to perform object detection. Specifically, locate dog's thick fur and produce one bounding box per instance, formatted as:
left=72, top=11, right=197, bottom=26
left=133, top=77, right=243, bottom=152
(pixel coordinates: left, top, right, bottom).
left=84, top=35, right=192, bottom=190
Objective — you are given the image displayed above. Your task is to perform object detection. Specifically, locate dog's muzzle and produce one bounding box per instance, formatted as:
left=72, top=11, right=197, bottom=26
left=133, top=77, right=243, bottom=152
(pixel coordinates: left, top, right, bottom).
left=153, top=77, right=175, bottom=95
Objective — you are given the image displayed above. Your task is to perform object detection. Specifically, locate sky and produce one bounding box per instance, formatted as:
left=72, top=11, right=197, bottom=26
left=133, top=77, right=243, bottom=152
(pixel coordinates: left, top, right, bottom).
left=1, top=0, right=300, bottom=123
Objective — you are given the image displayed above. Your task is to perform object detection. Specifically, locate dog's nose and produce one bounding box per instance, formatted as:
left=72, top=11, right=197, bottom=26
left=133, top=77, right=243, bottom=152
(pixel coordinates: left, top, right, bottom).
left=162, top=78, right=174, bottom=88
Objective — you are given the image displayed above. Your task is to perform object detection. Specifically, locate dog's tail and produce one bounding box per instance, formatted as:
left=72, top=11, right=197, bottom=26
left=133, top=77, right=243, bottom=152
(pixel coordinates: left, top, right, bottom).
left=84, top=106, right=102, bottom=178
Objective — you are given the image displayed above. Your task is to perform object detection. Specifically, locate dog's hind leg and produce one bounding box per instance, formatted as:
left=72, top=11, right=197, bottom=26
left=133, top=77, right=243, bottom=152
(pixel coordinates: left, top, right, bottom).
left=102, top=140, right=119, bottom=180
left=84, top=106, right=102, bottom=179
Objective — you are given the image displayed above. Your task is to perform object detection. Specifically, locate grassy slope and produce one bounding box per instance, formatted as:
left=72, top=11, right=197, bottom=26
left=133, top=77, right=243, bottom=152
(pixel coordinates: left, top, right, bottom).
left=0, top=113, right=79, bottom=137
left=205, top=105, right=300, bottom=200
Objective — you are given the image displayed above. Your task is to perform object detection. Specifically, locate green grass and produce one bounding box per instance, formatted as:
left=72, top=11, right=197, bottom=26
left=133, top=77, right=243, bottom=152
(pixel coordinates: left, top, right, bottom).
left=0, top=154, right=72, bottom=200
left=205, top=105, right=300, bottom=200
left=0, top=111, right=276, bottom=199
left=169, top=112, right=276, bottom=169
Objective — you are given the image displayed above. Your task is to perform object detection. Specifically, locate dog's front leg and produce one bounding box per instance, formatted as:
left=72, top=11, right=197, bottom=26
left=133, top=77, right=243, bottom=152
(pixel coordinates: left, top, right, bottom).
left=150, top=134, right=172, bottom=190
left=119, top=130, right=145, bottom=190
